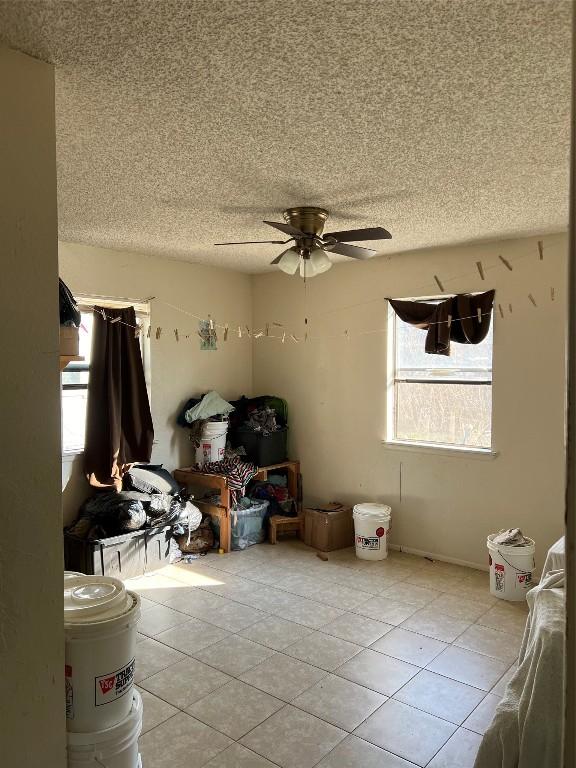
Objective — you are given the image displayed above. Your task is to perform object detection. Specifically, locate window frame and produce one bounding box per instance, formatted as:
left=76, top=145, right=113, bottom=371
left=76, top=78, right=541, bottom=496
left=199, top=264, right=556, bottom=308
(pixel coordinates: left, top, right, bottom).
left=385, top=298, right=495, bottom=456
left=61, top=295, right=151, bottom=456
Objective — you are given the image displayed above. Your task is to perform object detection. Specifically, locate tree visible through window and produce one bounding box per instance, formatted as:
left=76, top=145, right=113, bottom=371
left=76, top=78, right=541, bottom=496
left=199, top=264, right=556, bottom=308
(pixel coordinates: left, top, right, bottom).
left=388, top=301, right=493, bottom=450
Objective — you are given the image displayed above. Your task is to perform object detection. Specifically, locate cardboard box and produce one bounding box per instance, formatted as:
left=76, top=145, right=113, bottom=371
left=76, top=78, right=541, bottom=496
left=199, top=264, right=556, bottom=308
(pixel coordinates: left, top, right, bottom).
left=304, top=502, right=355, bottom=552
left=60, top=325, right=79, bottom=356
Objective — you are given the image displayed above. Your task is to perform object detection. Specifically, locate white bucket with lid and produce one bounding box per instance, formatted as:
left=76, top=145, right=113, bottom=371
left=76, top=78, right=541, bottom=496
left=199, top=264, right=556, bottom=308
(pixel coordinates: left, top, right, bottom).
left=195, top=420, right=228, bottom=465
left=353, top=503, right=392, bottom=560
left=65, top=575, right=140, bottom=732
left=487, top=533, right=535, bottom=601
left=67, top=689, right=143, bottom=768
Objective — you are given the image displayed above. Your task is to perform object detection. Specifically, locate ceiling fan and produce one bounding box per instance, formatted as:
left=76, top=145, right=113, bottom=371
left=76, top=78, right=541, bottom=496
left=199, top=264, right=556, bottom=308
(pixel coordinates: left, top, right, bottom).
left=215, top=206, right=392, bottom=277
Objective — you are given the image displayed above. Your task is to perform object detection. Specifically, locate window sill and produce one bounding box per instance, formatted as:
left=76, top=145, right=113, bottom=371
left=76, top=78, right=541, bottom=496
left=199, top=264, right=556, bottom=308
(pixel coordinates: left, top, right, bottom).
left=382, top=440, right=498, bottom=459
left=62, top=450, right=84, bottom=461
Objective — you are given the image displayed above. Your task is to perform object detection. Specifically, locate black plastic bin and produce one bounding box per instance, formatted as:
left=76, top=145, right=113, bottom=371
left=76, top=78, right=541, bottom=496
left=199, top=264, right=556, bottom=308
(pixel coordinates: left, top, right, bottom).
left=234, top=427, right=288, bottom=467
left=64, top=525, right=172, bottom=578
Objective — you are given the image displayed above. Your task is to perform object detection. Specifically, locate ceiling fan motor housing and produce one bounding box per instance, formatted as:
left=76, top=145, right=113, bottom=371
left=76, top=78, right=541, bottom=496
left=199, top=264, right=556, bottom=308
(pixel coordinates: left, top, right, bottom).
left=283, top=207, right=328, bottom=238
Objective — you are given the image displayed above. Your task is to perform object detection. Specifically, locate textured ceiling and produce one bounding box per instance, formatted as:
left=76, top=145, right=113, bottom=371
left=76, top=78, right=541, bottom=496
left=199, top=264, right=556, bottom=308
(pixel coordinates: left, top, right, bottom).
left=0, top=0, right=571, bottom=272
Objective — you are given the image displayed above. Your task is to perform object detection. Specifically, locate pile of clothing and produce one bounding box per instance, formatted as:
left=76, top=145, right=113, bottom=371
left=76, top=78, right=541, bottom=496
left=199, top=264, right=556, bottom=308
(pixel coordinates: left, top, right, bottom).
left=177, top=391, right=234, bottom=448
left=67, top=464, right=202, bottom=541
left=244, top=406, right=279, bottom=436
left=250, top=474, right=296, bottom=516
left=200, top=454, right=259, bottom=508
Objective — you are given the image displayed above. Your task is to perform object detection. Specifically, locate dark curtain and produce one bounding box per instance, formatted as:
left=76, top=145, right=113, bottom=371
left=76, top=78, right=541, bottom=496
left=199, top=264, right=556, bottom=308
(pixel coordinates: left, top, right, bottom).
left=389, top=290, right=495, bottom=355
left=84, top=306, right=154, bottom=489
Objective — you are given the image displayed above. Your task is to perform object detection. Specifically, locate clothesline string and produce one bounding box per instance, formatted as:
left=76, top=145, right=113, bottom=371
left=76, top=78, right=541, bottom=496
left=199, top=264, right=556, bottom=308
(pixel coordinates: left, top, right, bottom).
left=93, top=305, right=498, bottom=345
left=87, top=237, right=552, bottom=343
left=308, top=243, right=547, bottom=320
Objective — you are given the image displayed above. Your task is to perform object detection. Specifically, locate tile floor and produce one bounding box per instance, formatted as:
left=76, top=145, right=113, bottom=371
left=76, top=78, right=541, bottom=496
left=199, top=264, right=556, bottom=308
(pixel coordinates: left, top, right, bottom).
left=126, top=541, right=528, bottom=768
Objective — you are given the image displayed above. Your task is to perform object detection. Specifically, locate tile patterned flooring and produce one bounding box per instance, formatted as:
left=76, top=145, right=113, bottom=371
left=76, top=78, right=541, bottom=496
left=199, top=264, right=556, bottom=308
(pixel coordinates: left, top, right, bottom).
left=127, top=541, right=527, bottom=768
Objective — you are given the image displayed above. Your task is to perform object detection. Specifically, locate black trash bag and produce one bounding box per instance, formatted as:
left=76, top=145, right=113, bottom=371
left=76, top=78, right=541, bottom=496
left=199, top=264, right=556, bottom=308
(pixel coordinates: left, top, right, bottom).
left=59, top=278, right=81, bottom=327
left=75, top=491, right=147, bottom=536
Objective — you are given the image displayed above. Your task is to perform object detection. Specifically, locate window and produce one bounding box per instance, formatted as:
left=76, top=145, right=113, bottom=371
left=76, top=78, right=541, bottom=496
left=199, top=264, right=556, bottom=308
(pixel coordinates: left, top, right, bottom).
left=61, top=299, right=150, bottom=454
left=387, top=299, right=493, bottom=451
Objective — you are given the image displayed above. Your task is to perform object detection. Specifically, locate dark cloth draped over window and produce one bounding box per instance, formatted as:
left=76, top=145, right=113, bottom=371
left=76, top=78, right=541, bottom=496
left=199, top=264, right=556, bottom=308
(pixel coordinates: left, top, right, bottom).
left=389, top=290, right=495, bottom=356
left=84, top=306, right=154, bottom=489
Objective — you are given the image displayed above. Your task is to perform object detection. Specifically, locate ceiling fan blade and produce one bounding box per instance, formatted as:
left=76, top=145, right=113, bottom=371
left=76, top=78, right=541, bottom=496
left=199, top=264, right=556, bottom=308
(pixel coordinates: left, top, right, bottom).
left=325, top=242, right=377, bottom=260
left=323, top=226, right=392, bottom=242
left=214, top=239, right=291, bottom=246
left=270, top=246, right=299, bottom=265
left=263, top=220, right=307, bottom=238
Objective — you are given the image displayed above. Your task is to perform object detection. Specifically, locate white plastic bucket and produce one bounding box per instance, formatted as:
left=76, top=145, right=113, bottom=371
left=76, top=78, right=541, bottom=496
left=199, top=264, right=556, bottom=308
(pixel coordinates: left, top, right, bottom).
left=65, top=575, right=140, bottom=732
left=487, top=534, right=535, bottom=601
left=353, top=503, right=392, bottom=560
left=67, top=689, right=142, bottom=768
left=195, top=420, right=228, bottom=465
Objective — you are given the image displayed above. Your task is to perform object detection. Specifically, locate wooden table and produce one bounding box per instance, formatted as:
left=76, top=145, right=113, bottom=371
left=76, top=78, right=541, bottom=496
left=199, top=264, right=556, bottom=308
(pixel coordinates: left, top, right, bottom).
left=173, top=460, right=301, bottom=552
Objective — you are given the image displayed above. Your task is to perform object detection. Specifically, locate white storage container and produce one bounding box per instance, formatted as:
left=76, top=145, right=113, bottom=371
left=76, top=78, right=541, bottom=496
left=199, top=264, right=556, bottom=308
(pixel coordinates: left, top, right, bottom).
left=67, top=689, right=142, bottom=768
left=487, top=533, right=535, bottom=601
left=195, top=420, right=228, bottom=465
left=65, top=575, right=140, bottom=732
left=353, top=503, right=392, bottom=560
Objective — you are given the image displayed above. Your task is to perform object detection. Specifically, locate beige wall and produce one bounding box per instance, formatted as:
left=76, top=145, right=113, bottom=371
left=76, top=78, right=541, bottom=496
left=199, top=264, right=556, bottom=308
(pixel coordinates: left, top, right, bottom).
left=252, top=233, right=568, bottom=571
left=0, top=48, right=65, bottom=766
left=59, top=243, right=253, bottom=524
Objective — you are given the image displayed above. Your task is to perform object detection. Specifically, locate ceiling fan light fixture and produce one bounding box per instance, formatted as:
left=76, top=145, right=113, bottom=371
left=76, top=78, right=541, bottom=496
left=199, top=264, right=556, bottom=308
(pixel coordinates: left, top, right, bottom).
left=309, top=249, right=332, bottom=274
left=277, top=248, right=300, bottom=275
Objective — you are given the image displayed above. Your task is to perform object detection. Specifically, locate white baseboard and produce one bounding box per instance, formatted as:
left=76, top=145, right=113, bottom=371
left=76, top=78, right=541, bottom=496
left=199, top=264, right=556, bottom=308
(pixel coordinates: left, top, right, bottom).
left=388, top=543, right=489, bottom=572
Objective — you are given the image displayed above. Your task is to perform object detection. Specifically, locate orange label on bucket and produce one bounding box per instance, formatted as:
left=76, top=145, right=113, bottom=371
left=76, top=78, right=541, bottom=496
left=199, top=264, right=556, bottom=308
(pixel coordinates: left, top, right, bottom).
left=94, top=658, right=135, bottom=707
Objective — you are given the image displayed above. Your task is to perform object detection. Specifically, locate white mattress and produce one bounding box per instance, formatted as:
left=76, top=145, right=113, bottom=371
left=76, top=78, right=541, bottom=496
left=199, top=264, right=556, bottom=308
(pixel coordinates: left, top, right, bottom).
left=542, top=536, right=565, bottom=577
